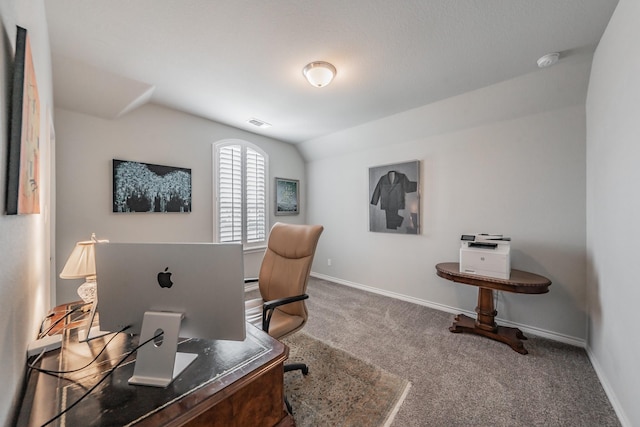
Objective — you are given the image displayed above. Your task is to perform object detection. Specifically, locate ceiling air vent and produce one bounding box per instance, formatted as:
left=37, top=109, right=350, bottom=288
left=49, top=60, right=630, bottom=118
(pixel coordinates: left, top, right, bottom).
left=247, top=118, right=272, bottom=128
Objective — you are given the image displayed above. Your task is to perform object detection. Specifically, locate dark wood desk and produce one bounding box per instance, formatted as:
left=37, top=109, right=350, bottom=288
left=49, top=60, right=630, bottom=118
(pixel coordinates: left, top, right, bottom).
left=16, top=302, right=294, bottom=426
left=435, top=262, right=551, bottom=354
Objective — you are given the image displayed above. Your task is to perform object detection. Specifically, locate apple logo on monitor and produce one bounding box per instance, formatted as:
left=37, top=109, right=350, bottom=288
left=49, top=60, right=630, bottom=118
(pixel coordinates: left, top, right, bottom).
left=157, top=267, right=173, bottom=288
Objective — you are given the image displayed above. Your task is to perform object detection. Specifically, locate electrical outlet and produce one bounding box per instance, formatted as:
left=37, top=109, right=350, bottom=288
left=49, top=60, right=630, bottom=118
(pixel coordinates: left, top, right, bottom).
left=327, top=258, right=332, bottom=266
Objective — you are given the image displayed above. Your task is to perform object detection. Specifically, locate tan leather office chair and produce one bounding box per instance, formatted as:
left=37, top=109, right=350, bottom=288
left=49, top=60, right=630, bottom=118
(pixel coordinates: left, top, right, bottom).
left=245, top=222, right=323, bottom=387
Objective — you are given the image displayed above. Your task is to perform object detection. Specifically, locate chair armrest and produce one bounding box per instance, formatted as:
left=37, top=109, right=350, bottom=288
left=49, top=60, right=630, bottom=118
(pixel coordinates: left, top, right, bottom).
left=262, top=294, right=309, bottom=332
left=263, top=294, right=309, bottom=310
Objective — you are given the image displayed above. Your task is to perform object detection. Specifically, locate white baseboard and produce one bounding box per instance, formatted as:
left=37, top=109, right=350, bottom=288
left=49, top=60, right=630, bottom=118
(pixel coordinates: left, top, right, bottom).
left=310, top=272, right=586, bottom=348
left=585, top=346, right=631, bottom=427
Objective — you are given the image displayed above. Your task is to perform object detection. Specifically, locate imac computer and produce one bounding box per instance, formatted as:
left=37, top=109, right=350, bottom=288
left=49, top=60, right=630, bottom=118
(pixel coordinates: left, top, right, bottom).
left=95, top=242, right=246, bottom=387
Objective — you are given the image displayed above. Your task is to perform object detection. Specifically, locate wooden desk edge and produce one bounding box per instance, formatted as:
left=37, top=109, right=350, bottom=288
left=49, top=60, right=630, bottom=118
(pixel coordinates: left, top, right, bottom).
left=435, top=262, right=551, bottom=294
left=162, top=338, right=290, bottom=426
left=137, top=326, right=291, bottom=427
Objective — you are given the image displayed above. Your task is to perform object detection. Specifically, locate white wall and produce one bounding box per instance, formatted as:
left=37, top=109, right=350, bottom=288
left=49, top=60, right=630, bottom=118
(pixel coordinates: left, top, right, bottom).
left=586, top=0, right=639, bottom=425
left=54, top=104, right=306, bottom=303
left=304, top=56, right=591, bottom=342
left=0, top=0, right=54, bottom=424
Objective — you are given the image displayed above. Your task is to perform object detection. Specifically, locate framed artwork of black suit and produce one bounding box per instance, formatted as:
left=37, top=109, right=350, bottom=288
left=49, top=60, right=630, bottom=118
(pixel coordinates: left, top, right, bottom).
left=369, top=161, right=420, bottom=234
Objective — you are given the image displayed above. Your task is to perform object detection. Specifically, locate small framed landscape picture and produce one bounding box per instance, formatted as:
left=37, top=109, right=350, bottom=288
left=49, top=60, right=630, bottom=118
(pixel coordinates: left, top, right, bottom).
left=275, top=177, right=299, bottom=215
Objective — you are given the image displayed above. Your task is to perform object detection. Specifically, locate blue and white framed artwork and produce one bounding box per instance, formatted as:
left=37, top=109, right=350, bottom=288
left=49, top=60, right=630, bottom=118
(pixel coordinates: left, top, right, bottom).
left=113, top=159, right=192, bottom=213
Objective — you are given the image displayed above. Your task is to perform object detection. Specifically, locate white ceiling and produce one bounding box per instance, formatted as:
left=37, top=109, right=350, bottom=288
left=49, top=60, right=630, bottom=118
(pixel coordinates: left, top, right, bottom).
left=44, top=0, right=618, bottom=144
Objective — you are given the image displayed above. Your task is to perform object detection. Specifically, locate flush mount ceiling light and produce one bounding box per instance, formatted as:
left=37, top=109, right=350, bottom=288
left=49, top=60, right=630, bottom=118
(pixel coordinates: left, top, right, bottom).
left=537, top=52, right=560, bottom=68
left=302, top=61, right=336, bottom=88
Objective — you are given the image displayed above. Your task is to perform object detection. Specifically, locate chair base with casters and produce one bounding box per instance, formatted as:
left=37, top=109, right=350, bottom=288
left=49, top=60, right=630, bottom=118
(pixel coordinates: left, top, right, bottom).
left=285, top=363, right=309, bottom=375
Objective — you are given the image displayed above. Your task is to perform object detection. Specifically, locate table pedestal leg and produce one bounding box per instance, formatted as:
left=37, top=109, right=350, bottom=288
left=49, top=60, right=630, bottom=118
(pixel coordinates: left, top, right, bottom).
left=449, top=287, right=529, bottom=354
left=475, top=288, right=497, bottom=331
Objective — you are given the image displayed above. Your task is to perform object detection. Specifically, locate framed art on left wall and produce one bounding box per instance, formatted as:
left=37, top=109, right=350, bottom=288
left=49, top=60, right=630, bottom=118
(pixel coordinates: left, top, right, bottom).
left=6, top=26, right=41, bottom=215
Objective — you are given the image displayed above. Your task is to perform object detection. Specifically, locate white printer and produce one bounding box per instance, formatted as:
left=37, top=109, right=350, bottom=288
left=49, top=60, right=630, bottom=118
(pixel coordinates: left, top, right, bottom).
left=459, top=234, right=511, bottom=280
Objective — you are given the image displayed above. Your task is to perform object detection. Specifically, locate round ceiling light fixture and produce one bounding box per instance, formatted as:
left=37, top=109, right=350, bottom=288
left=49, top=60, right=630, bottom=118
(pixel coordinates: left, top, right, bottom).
left=303, top=61, right=336, bottom=88
left=537, top=52, right=560, bottom=68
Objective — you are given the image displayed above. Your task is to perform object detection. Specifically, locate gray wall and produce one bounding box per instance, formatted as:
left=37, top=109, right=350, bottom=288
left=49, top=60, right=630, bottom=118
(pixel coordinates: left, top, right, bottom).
left=0, top=0, right=54, bottom=424
left=302, top=56, right=591, bottom=343
left=586, top=0, right=639, bottom=425
left=54, top=104, right=306, bottom=303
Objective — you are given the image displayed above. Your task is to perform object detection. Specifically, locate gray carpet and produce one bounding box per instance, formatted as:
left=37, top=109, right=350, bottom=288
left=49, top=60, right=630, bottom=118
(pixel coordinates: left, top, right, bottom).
left=254, top=277, right=620, bottom=427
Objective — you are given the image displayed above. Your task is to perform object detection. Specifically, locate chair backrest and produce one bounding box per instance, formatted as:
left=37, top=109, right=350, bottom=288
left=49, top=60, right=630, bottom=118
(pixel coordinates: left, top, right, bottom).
left=259, top=223, right=324, bottom=321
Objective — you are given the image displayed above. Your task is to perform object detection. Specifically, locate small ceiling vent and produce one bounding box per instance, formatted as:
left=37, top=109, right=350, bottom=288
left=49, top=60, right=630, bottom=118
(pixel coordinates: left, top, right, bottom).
left=247, top=118, right=272, bottom=128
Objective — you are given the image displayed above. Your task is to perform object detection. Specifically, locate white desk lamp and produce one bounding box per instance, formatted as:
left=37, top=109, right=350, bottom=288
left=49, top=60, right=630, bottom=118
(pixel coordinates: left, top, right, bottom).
left=60, top=233, right=109, bottom=342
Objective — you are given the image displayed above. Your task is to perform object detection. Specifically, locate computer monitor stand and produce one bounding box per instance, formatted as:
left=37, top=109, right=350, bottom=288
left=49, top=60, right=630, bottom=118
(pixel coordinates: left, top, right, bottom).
left=78, top=298, right=110, bottom=343
left=128, top=311, right=198, bottom=388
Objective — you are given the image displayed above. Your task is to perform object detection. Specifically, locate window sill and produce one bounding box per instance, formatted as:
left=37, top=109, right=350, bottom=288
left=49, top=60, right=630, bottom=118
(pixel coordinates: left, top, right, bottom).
left=243, top=245, right=267, bottom=254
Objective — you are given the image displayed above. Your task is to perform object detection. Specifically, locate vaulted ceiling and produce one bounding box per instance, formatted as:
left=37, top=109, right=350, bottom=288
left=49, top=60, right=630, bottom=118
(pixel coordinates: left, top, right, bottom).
left=45, top=0, right=618, bottom=144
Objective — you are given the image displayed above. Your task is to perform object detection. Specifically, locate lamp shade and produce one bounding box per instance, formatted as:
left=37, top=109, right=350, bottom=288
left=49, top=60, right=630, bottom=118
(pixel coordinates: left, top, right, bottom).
left=303, top=61, right=336, bottom=87
left=60, top=239, right=97, bottom=279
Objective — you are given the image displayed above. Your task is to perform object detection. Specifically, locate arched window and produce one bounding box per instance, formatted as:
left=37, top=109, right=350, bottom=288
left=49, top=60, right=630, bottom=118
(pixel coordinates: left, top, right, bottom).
left=213, top=140, right=268, bottom=246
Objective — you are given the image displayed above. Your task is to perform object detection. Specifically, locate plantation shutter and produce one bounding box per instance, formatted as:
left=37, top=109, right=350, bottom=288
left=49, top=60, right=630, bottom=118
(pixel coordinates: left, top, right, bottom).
left=246, top=148, right=266, bottom=242
left=217, top=143, right=266, bottom=244
left=218, top=145, right=242, bottom=242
